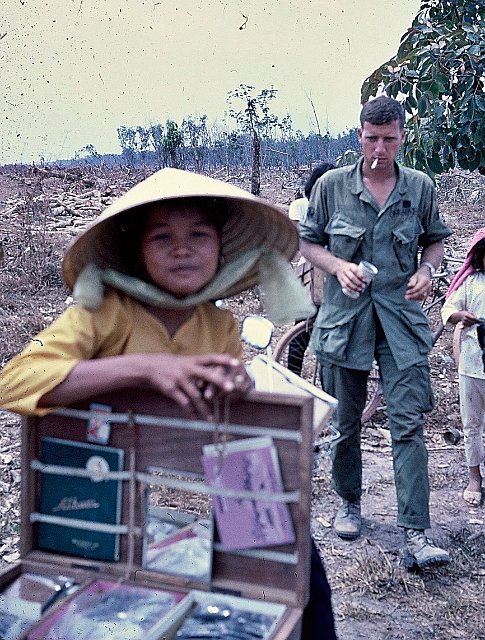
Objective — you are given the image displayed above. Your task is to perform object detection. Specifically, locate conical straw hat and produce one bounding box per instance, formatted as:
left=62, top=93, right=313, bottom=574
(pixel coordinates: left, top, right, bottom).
left=62, top=168, right=298, bottom=299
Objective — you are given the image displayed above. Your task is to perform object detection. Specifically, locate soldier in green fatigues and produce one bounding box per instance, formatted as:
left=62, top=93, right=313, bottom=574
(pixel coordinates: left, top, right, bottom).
left=299, top=96, right=452, bottom=568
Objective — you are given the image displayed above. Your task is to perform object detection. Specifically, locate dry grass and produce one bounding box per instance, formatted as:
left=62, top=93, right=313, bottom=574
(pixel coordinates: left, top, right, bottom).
left=332, top=530, right=485, bottom=639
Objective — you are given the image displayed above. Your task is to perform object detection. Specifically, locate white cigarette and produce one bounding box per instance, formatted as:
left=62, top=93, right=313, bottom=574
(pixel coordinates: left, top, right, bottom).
left=371, top=158, right=378, bottom=169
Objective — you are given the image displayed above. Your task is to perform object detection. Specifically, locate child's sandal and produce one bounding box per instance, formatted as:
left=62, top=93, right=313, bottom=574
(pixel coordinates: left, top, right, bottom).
left=463, top=488, right=482, bottom=507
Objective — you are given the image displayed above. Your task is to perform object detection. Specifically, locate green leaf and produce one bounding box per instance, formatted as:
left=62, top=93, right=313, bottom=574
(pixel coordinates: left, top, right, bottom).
left=468, top=44, right=481, bottom=56
left=418, top=95, right=429, bottom=117
left=388, top=81, right=400, bottom=98
left=405, top=95, right=418, bottom=110
left=427, top=153, right=443, bottom=174
left=443, top=143, right=454, bottom=164
left=415, top=148, right=427, bottom=165
left=475, top=96, right=485, bottom=111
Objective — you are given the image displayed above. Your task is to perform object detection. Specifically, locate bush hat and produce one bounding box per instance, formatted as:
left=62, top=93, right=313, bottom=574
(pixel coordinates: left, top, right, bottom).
left=62, top=168, right=315, bottom=324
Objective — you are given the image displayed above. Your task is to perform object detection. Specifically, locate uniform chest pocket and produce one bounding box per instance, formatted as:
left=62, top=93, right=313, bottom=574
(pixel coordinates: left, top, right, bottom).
left=325, top=216, right=366, bottom=262
left=392, top=217, right=423, bottom=271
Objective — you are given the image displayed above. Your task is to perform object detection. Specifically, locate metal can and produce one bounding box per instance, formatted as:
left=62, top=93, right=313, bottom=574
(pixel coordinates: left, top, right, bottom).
left=342, top=261, right=378, bottom=299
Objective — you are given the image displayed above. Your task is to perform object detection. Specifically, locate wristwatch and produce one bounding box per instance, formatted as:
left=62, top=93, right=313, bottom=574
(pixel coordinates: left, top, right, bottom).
left=420, top=261, right=436, bottom=278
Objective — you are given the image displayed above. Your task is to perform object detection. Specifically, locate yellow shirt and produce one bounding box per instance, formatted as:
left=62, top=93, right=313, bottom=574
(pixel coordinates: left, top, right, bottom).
left=0, top=292, right=242, bottom=416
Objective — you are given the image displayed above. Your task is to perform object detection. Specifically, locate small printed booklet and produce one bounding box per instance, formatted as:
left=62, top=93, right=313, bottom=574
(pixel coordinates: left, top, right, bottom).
left=202, top=436, right=295, bottom=550
left=27, top=579, right=185, bottom=640
left=37, top=437, right=124, bottom=561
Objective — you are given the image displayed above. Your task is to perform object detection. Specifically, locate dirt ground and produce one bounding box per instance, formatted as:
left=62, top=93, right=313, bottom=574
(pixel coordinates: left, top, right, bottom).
left=0, top=165, right=484, bottom=639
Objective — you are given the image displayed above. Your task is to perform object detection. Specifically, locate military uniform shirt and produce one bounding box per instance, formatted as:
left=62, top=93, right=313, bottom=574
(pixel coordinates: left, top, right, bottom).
left=299, top=158, right=451, bottom=371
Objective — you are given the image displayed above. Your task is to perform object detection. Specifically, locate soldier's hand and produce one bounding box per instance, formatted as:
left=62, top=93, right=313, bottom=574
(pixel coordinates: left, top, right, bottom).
left=335, top=261, right=366, bottom=297
left=405, top=269, right=432, bottom=301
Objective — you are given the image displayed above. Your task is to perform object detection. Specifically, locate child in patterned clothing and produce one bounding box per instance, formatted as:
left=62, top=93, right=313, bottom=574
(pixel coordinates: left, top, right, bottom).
left=441, top=227, right=485, bottom=507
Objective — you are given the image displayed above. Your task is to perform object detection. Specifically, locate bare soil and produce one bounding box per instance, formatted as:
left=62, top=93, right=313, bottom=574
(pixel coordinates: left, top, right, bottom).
left=0, top=165, right=484, bottom=639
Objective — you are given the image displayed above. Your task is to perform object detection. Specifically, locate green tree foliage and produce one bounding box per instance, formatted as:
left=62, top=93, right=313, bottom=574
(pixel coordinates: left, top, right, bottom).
left=336, top=148, right=361, bottom=167
left=117, top=122, right=183, bottom=168
left=75, top=144, right=101, bottom=165
left=148, top=124, right=165, bottom=168
left=361, top=0, right=484, bottom=176
left=227, top=84, right=280, bottom=195
left=163, top=120, right=183, bottom=168
left=136, top=126, right=151, bottom=165
left=113, top=113, right=361, bottom=172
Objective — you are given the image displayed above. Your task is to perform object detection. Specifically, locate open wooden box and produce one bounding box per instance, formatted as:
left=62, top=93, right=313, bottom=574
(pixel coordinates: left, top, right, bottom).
left=0, top=388, right=332, bottom=639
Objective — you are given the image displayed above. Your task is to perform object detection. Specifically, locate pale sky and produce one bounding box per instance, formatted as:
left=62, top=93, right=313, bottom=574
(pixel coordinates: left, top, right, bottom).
left=1, top=0, right=421, bottom=164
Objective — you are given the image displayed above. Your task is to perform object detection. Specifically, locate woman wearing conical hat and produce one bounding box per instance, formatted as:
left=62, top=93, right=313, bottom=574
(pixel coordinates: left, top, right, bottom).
left=0, top=169, right=336, bottom=639
left=1, top=168, right=314, bottom=418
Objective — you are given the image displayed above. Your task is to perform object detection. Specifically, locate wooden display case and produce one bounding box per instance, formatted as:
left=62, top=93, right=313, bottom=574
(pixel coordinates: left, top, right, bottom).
left=0, top=388, right=332, bottom=639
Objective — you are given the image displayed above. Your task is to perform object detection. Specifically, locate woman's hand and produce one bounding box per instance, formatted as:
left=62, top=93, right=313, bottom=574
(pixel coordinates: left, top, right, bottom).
left=202, top=361, right=253, bottom=402
left=143, top=353, right=252, bottom=420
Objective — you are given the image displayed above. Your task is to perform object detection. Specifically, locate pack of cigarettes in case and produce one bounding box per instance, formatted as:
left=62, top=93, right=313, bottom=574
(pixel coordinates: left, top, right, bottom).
left=86, top=402, right=112, bottom=444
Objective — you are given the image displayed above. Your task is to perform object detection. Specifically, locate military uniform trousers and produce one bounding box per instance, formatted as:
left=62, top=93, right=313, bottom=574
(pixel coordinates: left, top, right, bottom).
left=320, top=323, right=434, bottom=531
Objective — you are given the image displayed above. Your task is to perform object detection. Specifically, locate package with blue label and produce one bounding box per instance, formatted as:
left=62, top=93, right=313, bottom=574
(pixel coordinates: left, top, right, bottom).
left=36, top=437, right=124, bottom=561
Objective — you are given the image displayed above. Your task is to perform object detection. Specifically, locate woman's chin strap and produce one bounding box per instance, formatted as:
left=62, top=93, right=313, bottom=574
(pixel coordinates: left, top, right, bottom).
left=73, top=247, right=316, bottom=325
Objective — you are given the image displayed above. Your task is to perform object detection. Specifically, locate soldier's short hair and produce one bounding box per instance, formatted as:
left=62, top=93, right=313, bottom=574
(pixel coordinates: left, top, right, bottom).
left=360, top=96, right=405, bottom=129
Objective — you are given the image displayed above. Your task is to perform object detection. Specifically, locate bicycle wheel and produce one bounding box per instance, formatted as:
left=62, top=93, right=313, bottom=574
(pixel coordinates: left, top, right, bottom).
left=273, top=320, right=382, bottom=422
left=273, top=320, right=320, bottom=386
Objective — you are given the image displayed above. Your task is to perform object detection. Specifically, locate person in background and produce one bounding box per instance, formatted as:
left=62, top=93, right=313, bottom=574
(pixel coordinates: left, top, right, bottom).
left=0, top=168, right=335, bottom=640
left=299, top=96, right=452, bottom=569
left=441, top=227, right=485, bottom=507
left=287, top=162, right=336, bottom=376
left=289, top=163, right=337, bottom=229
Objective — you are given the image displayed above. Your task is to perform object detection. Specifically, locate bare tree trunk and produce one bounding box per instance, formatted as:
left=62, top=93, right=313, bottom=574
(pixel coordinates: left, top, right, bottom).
left=305, top=92, right=321, bottom=136
left=170, top=148, right=178, bottom=169
left=251, top=130, right=261, bottom=196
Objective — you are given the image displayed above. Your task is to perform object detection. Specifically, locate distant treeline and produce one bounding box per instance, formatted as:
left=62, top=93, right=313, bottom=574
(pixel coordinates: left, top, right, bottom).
left=72, top=117, right=361, bottom=172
